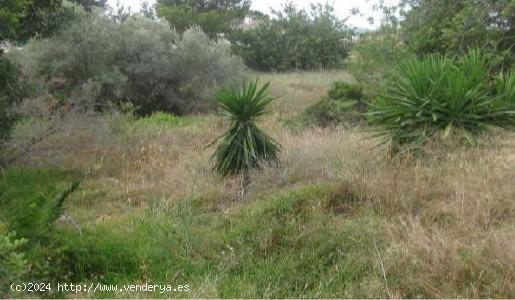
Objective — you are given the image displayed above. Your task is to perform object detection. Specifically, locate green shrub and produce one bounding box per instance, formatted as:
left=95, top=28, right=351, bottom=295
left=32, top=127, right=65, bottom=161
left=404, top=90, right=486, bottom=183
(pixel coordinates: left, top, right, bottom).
left=401, top=0, right=515, bottom=71
left=294, top=81, right=366, bottom=128
left=368, top=50, right=515, bottom=151
left=230, top=3, right=353, bottom=71
left=0, top=0, right=79, bottom=42
left=302, top=98, right=360, bottom=128
left=346, top=27, right=413, bottom=99
left=327, top=81, right=364, bottom=100
left=10, top=10, right=244, bottom=116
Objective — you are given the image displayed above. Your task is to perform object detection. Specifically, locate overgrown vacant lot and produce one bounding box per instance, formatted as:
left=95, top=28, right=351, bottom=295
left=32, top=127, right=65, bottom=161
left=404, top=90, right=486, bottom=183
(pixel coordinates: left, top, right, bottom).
left=3, top=71, right=515, bottom=298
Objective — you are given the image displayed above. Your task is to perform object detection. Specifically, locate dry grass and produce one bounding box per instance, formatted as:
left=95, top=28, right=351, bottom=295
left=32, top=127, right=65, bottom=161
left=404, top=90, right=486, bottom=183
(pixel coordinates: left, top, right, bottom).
left=256, top=70, right=354, bottom=117
left=9, top=71, right=515, bottom=297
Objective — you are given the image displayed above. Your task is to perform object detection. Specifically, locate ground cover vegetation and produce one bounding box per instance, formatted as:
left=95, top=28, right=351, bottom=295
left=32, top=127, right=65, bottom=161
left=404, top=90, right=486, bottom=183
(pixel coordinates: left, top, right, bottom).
left=0, top=0, right=514, bottom=298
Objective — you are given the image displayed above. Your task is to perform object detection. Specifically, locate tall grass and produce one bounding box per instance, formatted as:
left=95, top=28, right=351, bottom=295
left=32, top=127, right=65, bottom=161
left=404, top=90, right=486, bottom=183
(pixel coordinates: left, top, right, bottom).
left=2, top=71, right=515, bottom=298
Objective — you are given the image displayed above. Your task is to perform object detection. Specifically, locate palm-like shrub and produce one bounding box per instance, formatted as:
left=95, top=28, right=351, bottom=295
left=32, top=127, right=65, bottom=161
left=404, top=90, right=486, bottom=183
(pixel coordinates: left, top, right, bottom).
left=368, top=50, right=515, bottom=151
left=212, top=80, right=279, bottom=177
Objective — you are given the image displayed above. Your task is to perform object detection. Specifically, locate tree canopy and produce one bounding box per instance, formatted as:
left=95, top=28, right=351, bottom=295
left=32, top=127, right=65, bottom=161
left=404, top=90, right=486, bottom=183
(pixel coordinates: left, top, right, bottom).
left=0, top=0, right=68, bottom=42
left=0, top=0, right=109, bottom=43
left=156, top=0, right=251, bottom=38
left=230, top=3, right=353, bottom=71
left=72, top=0, right=107, bottom=11
left=400, top=0, right=515, bottom=69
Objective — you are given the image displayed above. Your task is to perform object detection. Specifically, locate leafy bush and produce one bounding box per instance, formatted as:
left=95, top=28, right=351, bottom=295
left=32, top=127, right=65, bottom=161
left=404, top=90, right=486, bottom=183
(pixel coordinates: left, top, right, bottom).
left=400, top=0, right=515, bottom=70
left=10, top=10, right=244, bottom=115
left=294, top=81, right=366, bottom=128
left=230, top=3, right=353, bottom=71
left=212, top=79, right=279, bottom=177
left=0, top=0, right=78, bottom=42
left=327, top=81, right=364, bottom=100
left=368, top=50, right=515, bottom=151
left=346, top=27, right=413, bottom=99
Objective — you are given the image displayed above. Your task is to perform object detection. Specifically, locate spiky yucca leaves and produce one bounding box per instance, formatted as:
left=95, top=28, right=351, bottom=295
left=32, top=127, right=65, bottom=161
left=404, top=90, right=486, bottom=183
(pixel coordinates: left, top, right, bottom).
left=368, top=50, right=515, bottom=151
left=213, top=79, right=279, bottom=177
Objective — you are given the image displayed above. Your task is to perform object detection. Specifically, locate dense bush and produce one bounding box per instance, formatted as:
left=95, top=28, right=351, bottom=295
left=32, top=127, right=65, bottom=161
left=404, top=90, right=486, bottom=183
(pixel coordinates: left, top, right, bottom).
left=327, top=81, right=364, bottom=101
left=0, top=0, right=71, bottom=41
left=346, top=27, right=413, bottom=99
left=348, top=0, right=514, bottom=101
left=294, top=81, right=366, bottom=128
left=368, top=50, right=515, bottom=151
left=400, top=0, right=515, bottom=70
left=230, top=3, right=353, bottom=71
left=10, top=10, right=244, bottom=115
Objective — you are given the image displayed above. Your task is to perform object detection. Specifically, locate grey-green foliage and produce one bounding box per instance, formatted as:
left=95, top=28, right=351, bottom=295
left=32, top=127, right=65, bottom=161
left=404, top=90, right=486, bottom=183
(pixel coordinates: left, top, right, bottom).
left=10, top=9, right=244, bottom=115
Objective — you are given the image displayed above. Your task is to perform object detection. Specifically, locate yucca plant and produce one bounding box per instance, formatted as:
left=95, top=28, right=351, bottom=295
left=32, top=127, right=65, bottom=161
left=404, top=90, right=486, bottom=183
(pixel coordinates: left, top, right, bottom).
left=368, top=49, right=515, bottom=152
left=212, top=79, right=280, bottom=177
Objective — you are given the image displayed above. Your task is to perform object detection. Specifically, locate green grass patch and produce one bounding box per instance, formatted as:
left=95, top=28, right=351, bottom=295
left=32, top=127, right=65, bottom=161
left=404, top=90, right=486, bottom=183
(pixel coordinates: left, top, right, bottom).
left=134, top=112, right=206, bottom=129
left=1, top=169, right=387, bottom=298
left=97, top=185, right=387, bottom=298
